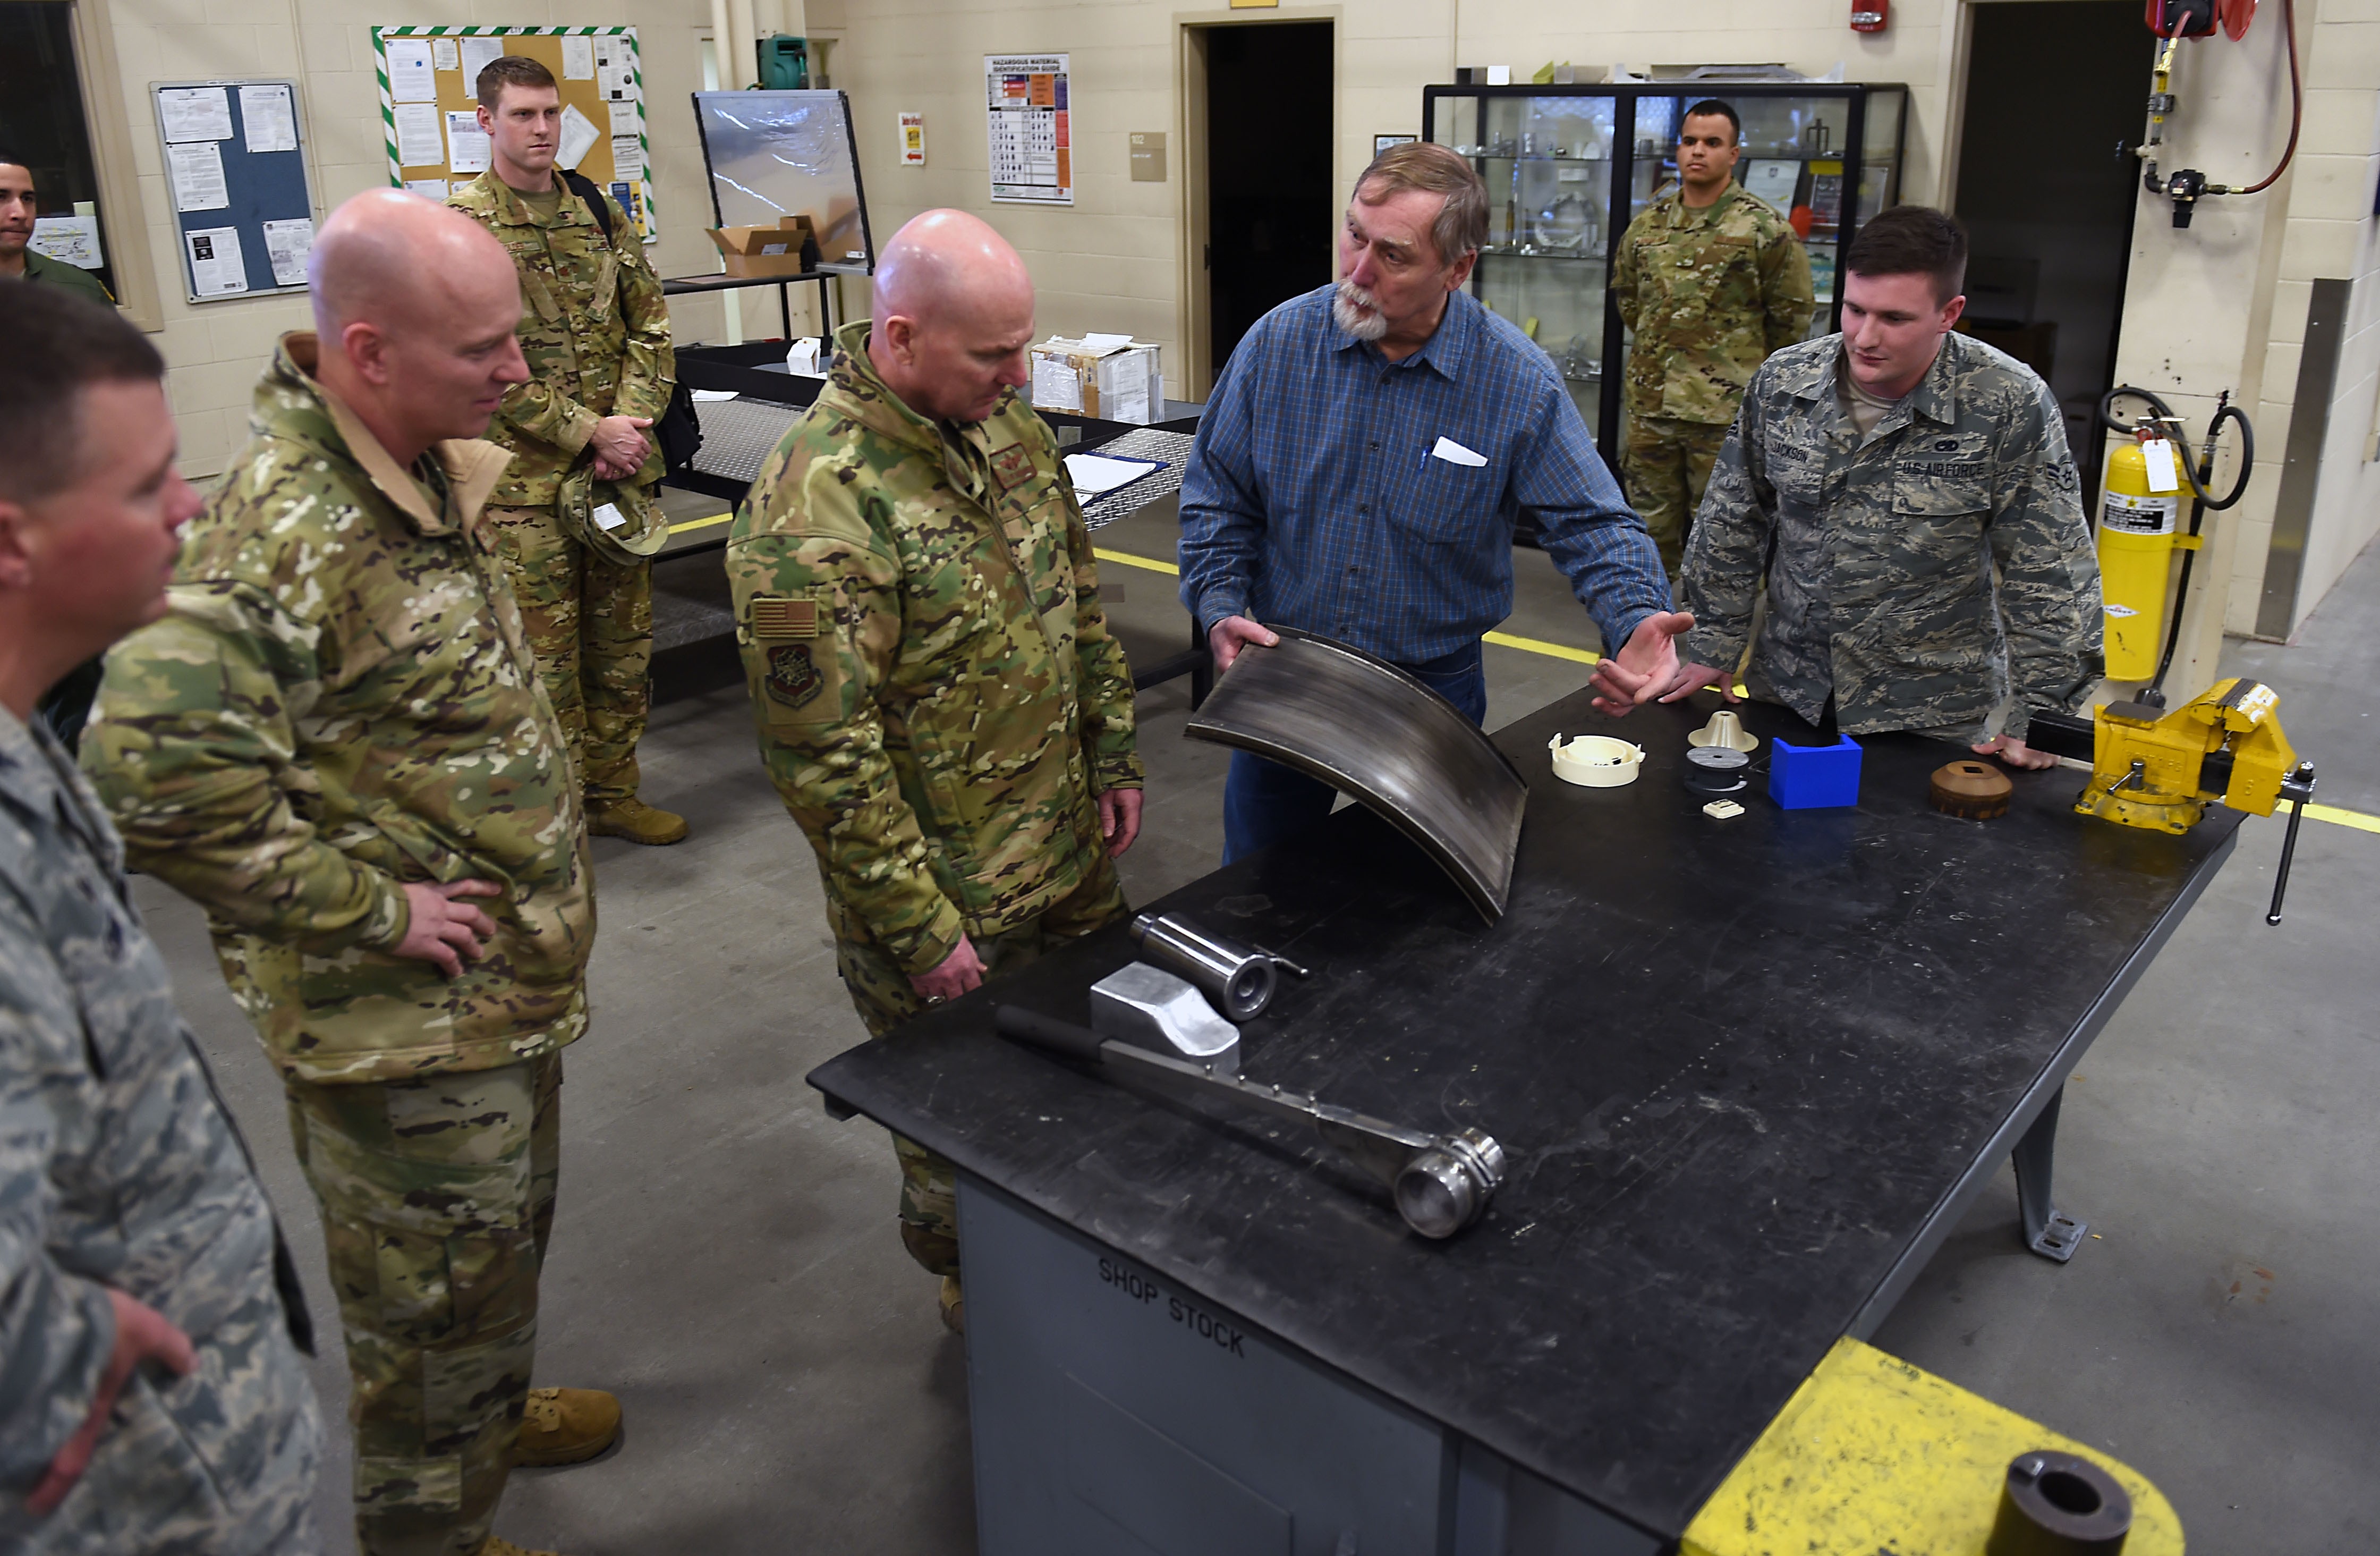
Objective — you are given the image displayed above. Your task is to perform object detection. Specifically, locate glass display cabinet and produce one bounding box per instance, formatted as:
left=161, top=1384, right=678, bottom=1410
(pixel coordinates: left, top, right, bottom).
left=1423, top=81, right=1908, bottom=454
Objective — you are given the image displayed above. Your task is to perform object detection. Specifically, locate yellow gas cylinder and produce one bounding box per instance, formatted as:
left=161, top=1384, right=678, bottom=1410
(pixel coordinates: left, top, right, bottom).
left=2097, top=438, right=2183, bottom=682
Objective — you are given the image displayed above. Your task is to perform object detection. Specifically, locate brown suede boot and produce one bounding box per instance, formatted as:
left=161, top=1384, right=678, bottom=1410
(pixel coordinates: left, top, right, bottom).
left=588, top=798, right=688, bottom=845
left=513, top=1387, right=623, bottom=1467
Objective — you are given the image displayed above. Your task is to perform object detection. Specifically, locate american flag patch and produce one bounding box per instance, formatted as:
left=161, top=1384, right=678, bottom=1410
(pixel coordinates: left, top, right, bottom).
left=750, top=597, right=818, bottom=639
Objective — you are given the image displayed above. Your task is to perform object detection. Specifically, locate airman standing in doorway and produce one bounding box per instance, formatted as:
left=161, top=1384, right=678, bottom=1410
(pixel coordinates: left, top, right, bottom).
left=1612, top=99, right=1813, bottom=575
left=452, top=56, right=688, bottom=845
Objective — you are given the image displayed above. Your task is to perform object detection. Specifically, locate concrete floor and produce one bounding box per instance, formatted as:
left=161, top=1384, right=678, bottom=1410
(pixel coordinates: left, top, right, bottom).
left=142, top=502, right=2380, bottom=1553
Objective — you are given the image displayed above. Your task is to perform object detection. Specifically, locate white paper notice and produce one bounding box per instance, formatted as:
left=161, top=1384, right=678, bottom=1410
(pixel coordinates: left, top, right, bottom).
left=1080, top=332, right=1135, bottom=356
left=609, top=138, right=642, bottom=179
left=593, top=38, right=638, bottom=102
left=29, top=216, right=102, bottom=268
left=2143, top=437, right=2181, bottom=494
left=404, top=178, right=449, bottom=200
left=555, top=104, right=601, bottom=171
left=1063, top=453, right=1163, bottom=497
left=1430, top=436, right=1489, bottom=468
left=459, top=37, right=505, bottom=91
left=606, top=99, right=641, bottom=137
left=394, top=102, right=444, bottom=167
left=166, top=142, right=230, bottom=213
left=239, top=84, right=298, bottom=154
left=431, top=38, right=459, bottom=72
left=158, top=86, right=234, bottom=143
left=385, top=39, right=436, bottom=103
left=562, top=36, right=595, bottom=80
left=261, top=217, right=314, bottom=287
left=591, top=503, right=627, bottom=532
left=445, top=110, right=491, bottom=175
left=184, top=226, right=248, bottom=297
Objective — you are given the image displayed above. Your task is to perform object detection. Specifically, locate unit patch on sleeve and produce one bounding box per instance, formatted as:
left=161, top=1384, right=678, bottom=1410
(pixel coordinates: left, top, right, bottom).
left=765, top=645, right=826, bottom=709
left=990, top=442, right=1036, bottom=492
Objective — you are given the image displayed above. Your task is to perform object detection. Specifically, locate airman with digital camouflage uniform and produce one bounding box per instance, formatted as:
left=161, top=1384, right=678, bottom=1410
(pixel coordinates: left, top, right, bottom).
left=727, top=209, right=1144, bottom=1333
left=0, top=281, right=320, bottom=1556
left=1612, top=99, right=1814, bottom=573
left=450, top=55, right=686, bottom=848
left=81, top=191, right=618, bottom=1556
left=1650, top=207, right=2101, bottom=771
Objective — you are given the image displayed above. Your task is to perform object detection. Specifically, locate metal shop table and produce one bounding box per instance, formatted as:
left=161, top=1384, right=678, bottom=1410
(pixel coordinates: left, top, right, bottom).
left=808, top=691, right=2241, bottom=1554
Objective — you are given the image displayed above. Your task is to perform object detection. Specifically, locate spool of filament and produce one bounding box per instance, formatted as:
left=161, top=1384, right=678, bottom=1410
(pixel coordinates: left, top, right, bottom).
left=1986, top=1450, right=2133, bottom=1555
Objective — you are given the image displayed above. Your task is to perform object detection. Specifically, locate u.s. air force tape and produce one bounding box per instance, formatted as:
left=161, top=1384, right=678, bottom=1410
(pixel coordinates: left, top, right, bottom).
left=750, top=597, right=818, bottom=640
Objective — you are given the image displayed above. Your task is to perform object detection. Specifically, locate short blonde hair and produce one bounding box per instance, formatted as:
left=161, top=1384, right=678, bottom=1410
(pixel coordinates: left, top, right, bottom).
left=1353, top=142, right=1488, bottom=265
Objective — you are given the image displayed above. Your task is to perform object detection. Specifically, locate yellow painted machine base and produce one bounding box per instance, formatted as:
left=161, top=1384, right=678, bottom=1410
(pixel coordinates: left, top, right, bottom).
left=1681, top=1338, right=2183, bottom=1555
left=2075, top=785, right=2205, bottom=834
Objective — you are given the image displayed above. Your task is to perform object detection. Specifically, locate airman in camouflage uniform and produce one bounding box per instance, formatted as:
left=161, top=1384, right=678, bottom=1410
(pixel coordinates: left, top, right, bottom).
left=3, top=704, right=322, bottom=1554
left=83, top=327, right=601, bottom=1555
left=451, top=55, right=681, bottom=847
left=1677, top=328, right=2102, bottom=741
left=728, top=309, right=1143, bottom=1290
left=0, top=281, right=318, bottom=1552
left=1614, top=168, right=1813, bottom=573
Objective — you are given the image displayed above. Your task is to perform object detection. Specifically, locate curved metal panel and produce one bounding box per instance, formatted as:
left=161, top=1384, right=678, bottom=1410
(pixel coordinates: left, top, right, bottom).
left=1184, top=628, right=1526, bottom=920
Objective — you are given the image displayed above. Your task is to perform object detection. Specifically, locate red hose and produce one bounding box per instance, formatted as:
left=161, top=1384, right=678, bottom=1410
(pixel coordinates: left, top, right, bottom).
left=2231, top=0, right=2299, bottom=193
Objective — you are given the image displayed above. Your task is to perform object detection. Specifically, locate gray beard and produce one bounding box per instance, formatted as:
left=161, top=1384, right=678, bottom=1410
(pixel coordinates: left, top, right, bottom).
left=1333, top=281, right=1389, bottom=341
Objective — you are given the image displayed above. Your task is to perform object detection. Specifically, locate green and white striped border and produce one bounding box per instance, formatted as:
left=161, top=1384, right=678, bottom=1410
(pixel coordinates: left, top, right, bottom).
left=371, top=24, right=657, bottom=243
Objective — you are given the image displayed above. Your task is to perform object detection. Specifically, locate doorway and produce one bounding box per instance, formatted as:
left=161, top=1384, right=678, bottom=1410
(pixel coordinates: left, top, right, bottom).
left=1952, top=0, right=2151, bottom=512
left=1188, top=20, right=1333, bottom=393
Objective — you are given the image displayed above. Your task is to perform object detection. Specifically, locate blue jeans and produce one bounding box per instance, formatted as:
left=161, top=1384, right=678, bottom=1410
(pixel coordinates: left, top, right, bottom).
left=1220, top=640, right=1489, bottom=865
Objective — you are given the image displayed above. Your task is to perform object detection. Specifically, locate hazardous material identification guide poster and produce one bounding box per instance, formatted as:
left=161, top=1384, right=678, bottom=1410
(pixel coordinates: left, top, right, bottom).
left=987, top=54, right=1070, bottom=204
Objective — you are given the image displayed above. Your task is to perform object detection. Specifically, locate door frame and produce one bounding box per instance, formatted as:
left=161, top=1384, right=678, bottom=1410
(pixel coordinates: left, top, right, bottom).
left=1173, top=7, right=1341, bottom=401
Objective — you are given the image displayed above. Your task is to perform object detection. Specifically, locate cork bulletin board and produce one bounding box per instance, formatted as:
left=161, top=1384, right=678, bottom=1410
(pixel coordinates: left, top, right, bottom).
left=371, top=25, right=656, bottom=243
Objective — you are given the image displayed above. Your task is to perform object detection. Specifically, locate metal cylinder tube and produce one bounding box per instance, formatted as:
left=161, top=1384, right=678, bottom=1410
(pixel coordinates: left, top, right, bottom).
left=1129, top=912, right=1278, bottom=1021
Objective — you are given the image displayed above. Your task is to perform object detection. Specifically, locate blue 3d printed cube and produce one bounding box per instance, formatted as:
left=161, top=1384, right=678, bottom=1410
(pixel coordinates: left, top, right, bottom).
left=1769, top=733, right=1863, bottom=809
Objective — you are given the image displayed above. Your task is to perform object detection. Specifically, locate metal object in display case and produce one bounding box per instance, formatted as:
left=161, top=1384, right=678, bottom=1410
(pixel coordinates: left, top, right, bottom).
left=1184, top=628, right=1527, bottom=922
left=1425, top=79, right=1910, bottom=459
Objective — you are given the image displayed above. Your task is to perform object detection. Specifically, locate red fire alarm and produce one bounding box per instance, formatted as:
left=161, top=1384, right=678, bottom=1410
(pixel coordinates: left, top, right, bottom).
left=1851, top=0, right=1888, bottom=30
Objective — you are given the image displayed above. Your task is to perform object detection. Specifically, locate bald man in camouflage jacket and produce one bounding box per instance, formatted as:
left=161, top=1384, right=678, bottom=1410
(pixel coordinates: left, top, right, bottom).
left=84, top=192, right=616, bottom=1556
left=727, top=210, right=1142, bottom=1332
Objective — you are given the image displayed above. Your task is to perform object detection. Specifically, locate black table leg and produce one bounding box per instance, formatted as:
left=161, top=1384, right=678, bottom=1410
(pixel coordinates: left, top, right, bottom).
left=2011, top=1085, right=2088, bottom=1262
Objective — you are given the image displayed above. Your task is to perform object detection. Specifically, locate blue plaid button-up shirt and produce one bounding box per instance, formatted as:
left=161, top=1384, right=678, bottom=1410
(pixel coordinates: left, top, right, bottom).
left=1178, top=284, right=1668, bottom=666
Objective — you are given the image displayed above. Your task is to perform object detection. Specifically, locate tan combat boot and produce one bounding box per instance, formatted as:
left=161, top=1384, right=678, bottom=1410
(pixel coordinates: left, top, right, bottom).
left=478, top=1540, right=563, bottom=1555
left=588, top=798, right=688, bottom=845
left=514, top=1387, right=623, bottom=1467
left=939, top=1276, right=965, bottom=1335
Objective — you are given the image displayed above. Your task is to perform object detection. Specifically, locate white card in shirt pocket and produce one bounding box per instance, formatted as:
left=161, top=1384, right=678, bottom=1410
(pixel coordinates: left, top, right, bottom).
left=1430, top=436, right=1488, bottom=468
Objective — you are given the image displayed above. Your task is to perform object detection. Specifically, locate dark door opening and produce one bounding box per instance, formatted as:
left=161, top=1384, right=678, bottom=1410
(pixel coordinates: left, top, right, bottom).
left=1203, top=21, right=1333, bottom=379
left=1953, top=1, right=2151, bottom=513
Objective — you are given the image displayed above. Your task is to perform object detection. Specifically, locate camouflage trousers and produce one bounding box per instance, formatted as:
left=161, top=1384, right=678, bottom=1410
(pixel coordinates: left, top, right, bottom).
left=834, top=856, right=1129, bottom=1279
left=488, top=504, right=653, bottom=806
left=1621, top=415, right=1734, bottom=576
left=285, top=1053, right=562, bottom=1556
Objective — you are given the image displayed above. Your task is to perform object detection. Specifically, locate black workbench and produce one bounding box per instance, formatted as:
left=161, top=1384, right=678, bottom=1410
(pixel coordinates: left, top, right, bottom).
left=808, top=689, right=2241, bottom=1544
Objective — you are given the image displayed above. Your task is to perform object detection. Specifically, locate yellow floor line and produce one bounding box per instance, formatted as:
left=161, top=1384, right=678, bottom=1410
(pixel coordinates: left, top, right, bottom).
left=668, top=511, right=735, bottom=536
left=1088, top=546, right=2380, bottom=838
left=2303, top=802, right=2380, bottom=836
left=1096, top=547, right=1178, bottom=574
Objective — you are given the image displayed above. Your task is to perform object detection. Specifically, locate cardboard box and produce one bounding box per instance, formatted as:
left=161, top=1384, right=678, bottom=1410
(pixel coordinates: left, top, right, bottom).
left=1029, top=335, right=1164, bottom=425
left=708, top=215, right=818, bottom=278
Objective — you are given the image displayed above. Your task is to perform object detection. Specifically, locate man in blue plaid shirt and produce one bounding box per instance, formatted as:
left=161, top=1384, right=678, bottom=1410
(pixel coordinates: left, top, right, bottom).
left=1180, top=141, right=1694, bottom=862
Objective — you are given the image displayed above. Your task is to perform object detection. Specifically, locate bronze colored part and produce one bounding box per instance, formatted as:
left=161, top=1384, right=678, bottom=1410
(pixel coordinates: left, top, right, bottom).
left=1931, top=760, right=2013, bottom=820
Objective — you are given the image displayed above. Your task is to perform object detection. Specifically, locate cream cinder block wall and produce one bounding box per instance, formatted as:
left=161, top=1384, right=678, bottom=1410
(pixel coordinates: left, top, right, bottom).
left=97, top=0, right=728, bottom=477
left=821, top=0, right=1954, bottom=400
